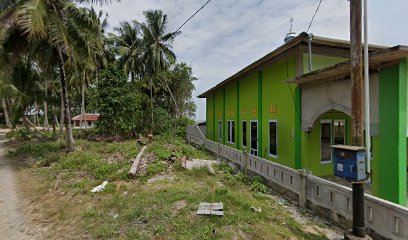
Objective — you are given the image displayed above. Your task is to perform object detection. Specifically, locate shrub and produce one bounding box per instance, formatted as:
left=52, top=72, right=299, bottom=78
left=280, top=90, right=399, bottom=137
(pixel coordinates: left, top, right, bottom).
left=91, top=67, right=143, bottom=136
left=174, top=116, right=195, bottom=138
left=250, top=176, right=268, bottom=194
left=6, top=129, right=33, bottom=140
left=217, top=161, right=234, bottom=174
left=14, top=141, right=65, bottom=158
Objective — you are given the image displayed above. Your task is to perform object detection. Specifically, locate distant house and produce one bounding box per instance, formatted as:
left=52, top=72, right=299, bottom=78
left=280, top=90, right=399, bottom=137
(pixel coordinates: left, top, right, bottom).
left=71, top=114, right=100, bottom=128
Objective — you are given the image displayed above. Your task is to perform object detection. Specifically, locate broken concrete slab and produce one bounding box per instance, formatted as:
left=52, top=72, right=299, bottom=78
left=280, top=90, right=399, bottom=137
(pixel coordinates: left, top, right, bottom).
left=184, top=159, right=219, bottom=170
left=196, top=202, right=224, bottom=216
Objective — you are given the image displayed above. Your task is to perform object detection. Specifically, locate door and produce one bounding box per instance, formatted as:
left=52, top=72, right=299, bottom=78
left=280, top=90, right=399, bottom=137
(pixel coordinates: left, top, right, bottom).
left=320, top=119, right=332, bottom=164
left=333, top=119, right=345, bottom=145
left=250, top=121, right=258, bottom=156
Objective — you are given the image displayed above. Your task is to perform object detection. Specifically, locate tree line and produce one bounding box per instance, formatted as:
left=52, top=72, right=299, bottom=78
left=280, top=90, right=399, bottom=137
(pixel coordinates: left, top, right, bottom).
left=0, top=0, right=197, bottom=151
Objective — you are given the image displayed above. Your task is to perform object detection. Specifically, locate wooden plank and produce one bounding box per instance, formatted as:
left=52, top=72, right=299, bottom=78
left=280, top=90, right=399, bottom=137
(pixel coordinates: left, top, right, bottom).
left=128, top=146, right=147, bottom=178
left=198, top=202, right=223, bottom=210
left=196, top=209, right=224, bottom=216
left=197, top=202, right=224, bottom=216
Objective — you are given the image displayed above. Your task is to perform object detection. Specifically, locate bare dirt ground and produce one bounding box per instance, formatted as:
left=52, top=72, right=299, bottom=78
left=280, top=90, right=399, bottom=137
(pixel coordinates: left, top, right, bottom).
left=0, top=131, right=40, bottom=240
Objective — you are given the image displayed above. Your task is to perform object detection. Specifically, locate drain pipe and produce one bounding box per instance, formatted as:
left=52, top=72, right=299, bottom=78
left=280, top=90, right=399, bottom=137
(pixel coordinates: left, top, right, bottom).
left=308, top=33, right=313, bottom=72
left=364, top=0, right=371, bottom=182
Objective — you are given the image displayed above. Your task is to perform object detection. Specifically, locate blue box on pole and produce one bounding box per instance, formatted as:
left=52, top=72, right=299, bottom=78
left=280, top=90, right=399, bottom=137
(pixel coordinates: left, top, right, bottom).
left=331, top=145, right=366, bottom=181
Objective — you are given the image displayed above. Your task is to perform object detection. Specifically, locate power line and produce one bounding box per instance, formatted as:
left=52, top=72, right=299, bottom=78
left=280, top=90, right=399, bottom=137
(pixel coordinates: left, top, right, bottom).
left=306, top=0, right=323, bottom=32
left=174, top=0, right=214, bottom=33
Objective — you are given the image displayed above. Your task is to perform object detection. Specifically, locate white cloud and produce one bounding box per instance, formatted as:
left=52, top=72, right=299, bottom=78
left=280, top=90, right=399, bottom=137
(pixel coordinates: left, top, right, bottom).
left=89, top=0, right=408, bottom=121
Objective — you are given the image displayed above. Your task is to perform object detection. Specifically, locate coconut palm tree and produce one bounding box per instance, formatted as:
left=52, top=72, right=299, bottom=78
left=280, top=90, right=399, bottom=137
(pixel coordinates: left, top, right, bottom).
left=140, top=10, right=180, bottom=132
left=108, top=20, right=144, bottom=82
left=68, top=7, right=107, bottom=128
left=1, top=0, right=111, bottom=150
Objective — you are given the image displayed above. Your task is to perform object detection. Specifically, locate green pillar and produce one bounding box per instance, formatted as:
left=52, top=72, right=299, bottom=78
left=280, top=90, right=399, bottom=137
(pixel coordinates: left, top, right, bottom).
left=237, top=81, right=240, bottom=149
left=373, top=59, right=407, bottom=206
left=295, top=86, right=302, bottom=169
left=258, top=71, right=263, bottom=157
left=223, top=88, right=226, bottom=145
left=213, top=93, right=215, bottom=141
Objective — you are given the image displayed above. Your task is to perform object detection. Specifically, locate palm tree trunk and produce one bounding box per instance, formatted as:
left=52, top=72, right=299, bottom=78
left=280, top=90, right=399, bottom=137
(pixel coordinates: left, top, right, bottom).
left=57, top=48, right=74, bottom=151
left=55, top=112, right=59, bottom=127
left=43, top=101, right=50, bottom=131
left=51, top=104, right=57, bottom=140
left=59, top=96, right=64, bottom=138
left=150, top=77, right=154, bottom=133
left=2, top=98, right=11, bottom=128
left=81, top=76, right=87, bottom=129
left=161, top=78, right=180, bottom=117
left=22, top=115, right=46, bottom=140
left=43, top=78, right=50, bottom=132
left=33, top=101, right=38, bottom=126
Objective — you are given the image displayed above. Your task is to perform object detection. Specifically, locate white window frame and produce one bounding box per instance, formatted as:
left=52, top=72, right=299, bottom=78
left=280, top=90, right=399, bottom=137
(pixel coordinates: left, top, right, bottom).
left=242, top=120, right=247, bottom=148
left=227, top=120, right=235, bottom=144
left=268, top=120, right=278, bottom=158
left=320, top=119, right=333, bottom=164
left=218, top=120, right=222, bottom=142
left=250, top=120, right=258, bottom=156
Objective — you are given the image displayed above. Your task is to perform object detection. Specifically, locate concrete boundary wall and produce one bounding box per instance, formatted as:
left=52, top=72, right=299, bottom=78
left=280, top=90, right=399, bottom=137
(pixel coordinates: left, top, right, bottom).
left=186, top=126, right=408, bottom=240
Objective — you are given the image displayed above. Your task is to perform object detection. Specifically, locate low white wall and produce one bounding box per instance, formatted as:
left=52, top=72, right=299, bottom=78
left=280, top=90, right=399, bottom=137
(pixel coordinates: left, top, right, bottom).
left=186, top=126, right=408, bottom=240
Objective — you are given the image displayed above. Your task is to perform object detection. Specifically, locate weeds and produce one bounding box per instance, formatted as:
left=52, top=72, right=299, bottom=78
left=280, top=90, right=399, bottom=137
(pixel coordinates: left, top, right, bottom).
left=250, top=176, right=269, bottom=194
left=11, top=135, right=331, bottom=240
left=146, top=161, right=167, bottom=176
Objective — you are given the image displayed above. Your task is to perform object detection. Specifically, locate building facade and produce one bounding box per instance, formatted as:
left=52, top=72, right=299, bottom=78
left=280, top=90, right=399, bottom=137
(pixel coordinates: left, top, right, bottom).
left=199, top=32, right=408, bottom=206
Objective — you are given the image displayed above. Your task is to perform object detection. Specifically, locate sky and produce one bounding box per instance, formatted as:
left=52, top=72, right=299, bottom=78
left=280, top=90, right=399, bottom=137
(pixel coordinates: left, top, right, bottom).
left=89, top=0, right=408, bottom=121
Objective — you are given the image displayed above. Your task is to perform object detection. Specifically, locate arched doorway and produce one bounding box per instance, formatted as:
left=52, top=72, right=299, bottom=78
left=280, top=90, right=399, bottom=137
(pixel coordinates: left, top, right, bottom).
left=302, top=109, right=351, bottom=176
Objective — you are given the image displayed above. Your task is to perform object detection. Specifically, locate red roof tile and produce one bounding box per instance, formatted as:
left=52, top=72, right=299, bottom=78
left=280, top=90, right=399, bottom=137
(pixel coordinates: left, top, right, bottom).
left=71, top=114, right=100, bottom=121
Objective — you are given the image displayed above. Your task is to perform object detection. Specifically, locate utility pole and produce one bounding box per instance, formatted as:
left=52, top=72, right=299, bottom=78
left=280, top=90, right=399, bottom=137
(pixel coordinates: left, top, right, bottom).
left=350, top=0, right=364, bottom=147
left=347, top=1, right=369, bottom=240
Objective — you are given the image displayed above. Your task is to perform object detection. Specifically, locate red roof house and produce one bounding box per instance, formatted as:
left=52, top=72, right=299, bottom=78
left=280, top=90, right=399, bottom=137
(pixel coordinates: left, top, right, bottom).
left=71, top=114, right=100, bottom=128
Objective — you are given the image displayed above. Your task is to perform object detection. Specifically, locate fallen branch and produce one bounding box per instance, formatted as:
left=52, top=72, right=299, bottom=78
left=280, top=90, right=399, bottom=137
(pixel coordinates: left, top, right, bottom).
left=128, top=146, right=147, bottom=178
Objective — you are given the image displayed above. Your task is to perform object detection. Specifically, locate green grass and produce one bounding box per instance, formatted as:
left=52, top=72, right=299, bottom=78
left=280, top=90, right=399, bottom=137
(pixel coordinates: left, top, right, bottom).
left=10, top=135, right=330, bottom=240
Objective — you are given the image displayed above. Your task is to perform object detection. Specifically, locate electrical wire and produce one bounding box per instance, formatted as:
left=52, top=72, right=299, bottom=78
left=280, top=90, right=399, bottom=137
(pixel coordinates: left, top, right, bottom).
left=284, top=52, right=302, bottom=123
left=306, top=0, right=323, bottom=33
left=174, top=0, right=214, bottom=33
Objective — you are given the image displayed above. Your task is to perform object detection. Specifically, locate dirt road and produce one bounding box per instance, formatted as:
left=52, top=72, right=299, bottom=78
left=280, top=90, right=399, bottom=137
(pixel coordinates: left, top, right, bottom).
left=0, top=131, right=33, bottom=240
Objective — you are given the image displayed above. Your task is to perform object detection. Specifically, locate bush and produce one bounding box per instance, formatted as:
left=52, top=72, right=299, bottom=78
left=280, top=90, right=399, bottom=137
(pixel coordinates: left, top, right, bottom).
left=174, top=116, right=195, bottom=138
left=6, top=129, right=33, bottom=140
left=217, top=161, right=234, bottom=174
left=14, top=141, right=65, bottom=158
left=91, top=67, right=143, bottom=136
left=72, top=128, right=100, bottom=139
left=250, top=176, right=268, bottom=194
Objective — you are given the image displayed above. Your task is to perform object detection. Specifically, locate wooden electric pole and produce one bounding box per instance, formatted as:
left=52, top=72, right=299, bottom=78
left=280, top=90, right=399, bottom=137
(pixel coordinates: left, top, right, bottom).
left=350, top=0, right=364, bottom=147
left=348, top=1, right=368, bottom=239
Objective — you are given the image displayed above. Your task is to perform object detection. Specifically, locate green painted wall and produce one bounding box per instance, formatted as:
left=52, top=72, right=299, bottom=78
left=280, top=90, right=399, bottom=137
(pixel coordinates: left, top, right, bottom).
left=214, top=89, right=224, bottom=143
left=301, top=111, right=351, bottom=176
left=373, top=60, right=407, bottom=206
left=261, top=57, right=297, bottom=167
left=206, top=94, right=215, bottom=140
left=258, top=72, right=263, bottom=157
left=295, top=87, right=302, bottom=169
left=239, top=73, right=259, bottom=152
left=303, top=54, right=347, bottom=73
left=299, top=53, right=350, bottom=175
left=224, top=83, right=238, bottom=147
